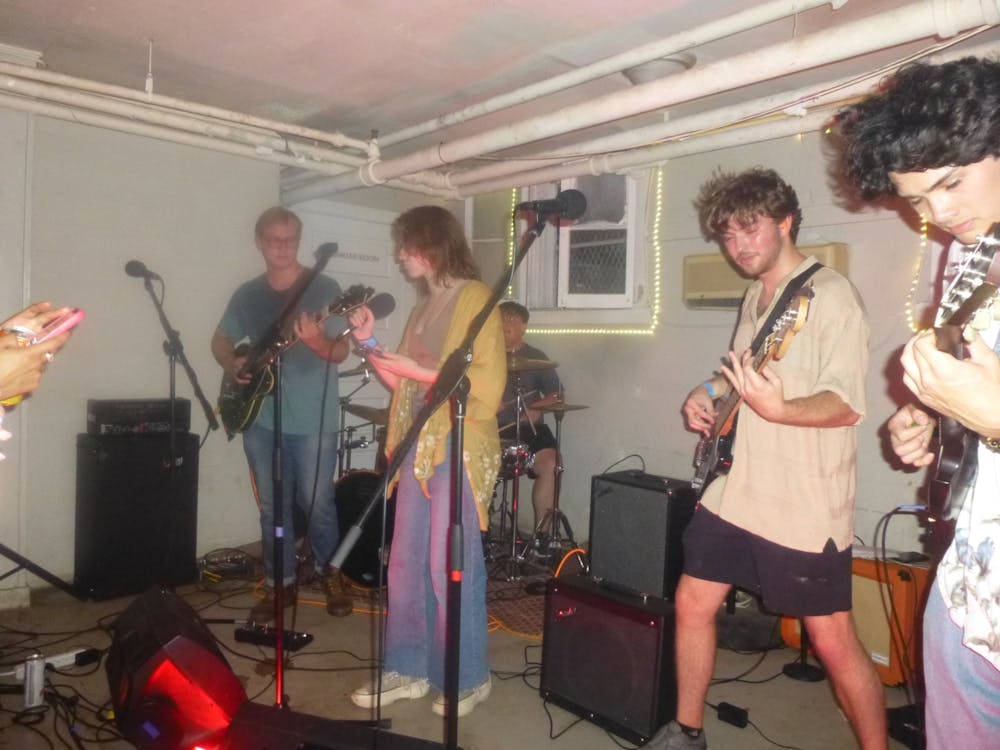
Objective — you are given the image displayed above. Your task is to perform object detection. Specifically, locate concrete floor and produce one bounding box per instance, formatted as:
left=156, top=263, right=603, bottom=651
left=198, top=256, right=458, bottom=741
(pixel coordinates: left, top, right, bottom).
left=0, top=569, right=919, bottom=750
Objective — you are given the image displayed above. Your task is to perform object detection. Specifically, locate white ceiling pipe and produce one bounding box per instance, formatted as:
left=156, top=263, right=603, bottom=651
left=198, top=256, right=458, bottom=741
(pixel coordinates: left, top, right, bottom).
left=447, top=31, right=999, bottom=190
left=0, top=60, right=369, bottom=154
left=0, top=71, right=366, bottom=169
left=378, top=0, right=839, bottom=147
left=283, top=0, right=1000, bottom=203
left=0, top=93, right=454, bottom=199
left=451, top=35, right=1000, bottom=197
left=459, top=110, right=835, bottom=196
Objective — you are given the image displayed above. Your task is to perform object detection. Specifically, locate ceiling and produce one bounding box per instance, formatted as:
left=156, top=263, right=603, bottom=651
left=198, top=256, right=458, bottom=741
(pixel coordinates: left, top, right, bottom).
left=1, top=0, right=999, bottom=200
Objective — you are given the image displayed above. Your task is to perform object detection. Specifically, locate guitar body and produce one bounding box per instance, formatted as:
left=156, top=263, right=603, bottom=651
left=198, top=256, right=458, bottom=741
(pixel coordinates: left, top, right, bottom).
left=216, top=284, right=375, bottom=438
left=926, top=226, right=1000, bottom=521
left=219, top=364, right=274, bottom=437
left=691, top=414, right=736, bottom=493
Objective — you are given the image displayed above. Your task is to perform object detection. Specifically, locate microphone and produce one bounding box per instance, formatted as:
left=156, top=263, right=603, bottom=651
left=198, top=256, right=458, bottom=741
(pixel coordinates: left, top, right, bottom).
left=124, top=260, right=161, bottom=280
left=515, top=189, right=587, bottom=220
left=336, top=292, right=397, bottom=341
left=315, top=242, right=339, bottom=261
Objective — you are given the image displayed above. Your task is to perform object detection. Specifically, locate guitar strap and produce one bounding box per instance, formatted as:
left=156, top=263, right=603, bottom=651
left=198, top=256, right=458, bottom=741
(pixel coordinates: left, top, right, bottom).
left=749, top=262, right=823, bottom=354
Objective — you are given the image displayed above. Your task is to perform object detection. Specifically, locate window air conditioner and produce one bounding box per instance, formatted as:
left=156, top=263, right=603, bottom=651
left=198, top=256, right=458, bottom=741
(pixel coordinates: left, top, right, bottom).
left=682, top=243, right=849, bottom=309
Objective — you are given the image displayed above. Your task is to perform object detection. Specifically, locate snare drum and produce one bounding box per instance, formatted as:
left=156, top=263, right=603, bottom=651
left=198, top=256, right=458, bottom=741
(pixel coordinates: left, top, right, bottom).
left=335, top=470, right=396, bottom=588
left=499, top=440, right=535, bottom=480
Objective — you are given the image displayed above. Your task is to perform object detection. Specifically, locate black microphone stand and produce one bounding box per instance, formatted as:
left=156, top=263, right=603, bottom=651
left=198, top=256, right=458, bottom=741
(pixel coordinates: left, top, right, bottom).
left=136, top=272, right=219, bottom=588
left=331, top=212, right=552, bottom=750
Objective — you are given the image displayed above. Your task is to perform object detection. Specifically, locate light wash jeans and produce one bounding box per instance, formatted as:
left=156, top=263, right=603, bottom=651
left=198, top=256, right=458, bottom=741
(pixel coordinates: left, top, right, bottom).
left=243, top=424, right=340, bottom=585
left=383, top=440, right=489, bottom=692
left=923, top=585, right=1000, bottom=748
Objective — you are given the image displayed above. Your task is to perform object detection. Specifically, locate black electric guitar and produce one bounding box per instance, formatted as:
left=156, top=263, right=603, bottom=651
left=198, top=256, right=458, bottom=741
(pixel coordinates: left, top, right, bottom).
left=691, top=284, right=814, bottom=493
left=927, top=225, right=1000, bottom=522
left=218, top=284, right=375, bottom=437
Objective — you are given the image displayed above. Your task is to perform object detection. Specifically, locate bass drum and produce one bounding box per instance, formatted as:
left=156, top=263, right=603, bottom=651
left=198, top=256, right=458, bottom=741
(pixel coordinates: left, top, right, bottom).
left=335, top=470, right=396, bottom=588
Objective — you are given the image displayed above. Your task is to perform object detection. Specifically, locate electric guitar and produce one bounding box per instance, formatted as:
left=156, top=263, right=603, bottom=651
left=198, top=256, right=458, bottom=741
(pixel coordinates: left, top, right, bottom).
left=218, top=284, right=375, bottom=437
left=691, top=284, right=814, bottom=493
left=927, top=225, right=1000, bottom=522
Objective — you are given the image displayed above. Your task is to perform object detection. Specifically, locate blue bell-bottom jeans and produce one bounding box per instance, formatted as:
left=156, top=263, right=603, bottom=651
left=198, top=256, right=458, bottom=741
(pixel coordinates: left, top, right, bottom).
left=243, top=424, right=340, bottom=585
left=383, top=441, right=489, bottom=692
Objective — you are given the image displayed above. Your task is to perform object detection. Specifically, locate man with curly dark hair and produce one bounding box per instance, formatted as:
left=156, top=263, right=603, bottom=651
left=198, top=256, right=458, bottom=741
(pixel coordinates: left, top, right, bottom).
left=838, top=57, right=1000, bottom=747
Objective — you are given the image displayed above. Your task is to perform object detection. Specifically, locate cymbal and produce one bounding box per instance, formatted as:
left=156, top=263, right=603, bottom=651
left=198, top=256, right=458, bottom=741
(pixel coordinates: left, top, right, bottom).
left=507, top=354, right=558, bottom=372
left=343, top=404, right=389, bottom=425
left=536, top=402, right=589, bottom=413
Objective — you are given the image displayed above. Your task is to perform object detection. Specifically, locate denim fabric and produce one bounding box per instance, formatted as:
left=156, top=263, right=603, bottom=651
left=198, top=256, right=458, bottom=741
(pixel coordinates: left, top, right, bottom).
left=243, top=424, right=340, bottom=584
left=383, top=440, right=489, bottom=692
left=923, top=587, right=1000, bottom=748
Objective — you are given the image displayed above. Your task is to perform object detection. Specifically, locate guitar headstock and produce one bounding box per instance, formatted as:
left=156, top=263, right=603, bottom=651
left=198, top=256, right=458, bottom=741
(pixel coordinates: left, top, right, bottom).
left=766, top=284, right=814, bottom=361
left=935, top=223, right=1000, bottom=330
left=330, top=284, right=376, bottom=316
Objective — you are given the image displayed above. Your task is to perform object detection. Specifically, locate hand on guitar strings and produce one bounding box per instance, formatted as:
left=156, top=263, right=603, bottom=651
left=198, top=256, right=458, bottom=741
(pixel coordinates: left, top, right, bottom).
left=886, top=403, right=936, bottom=468
left=720, top=348, right=787, bottom=422
left=682, top=384, right=717, bottom=436
left=901, top=329, right=1000, bottom=436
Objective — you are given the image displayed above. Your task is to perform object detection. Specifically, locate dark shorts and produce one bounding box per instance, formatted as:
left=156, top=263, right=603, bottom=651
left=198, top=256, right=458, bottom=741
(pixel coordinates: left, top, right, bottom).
left=682, top=505, right=852, bottom=617
left=499, top=422, right=557, bottom=454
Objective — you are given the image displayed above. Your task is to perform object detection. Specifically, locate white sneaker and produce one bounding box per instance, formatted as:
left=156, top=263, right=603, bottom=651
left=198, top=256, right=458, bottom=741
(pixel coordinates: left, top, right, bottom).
left=351, top=671, right=429, bottom=708
left=431, top=676, right=491, bottom=717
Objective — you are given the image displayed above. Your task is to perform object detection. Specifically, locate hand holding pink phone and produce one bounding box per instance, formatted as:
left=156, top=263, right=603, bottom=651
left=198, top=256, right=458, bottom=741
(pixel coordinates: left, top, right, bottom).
left=31, top=307, right=84, bottom=344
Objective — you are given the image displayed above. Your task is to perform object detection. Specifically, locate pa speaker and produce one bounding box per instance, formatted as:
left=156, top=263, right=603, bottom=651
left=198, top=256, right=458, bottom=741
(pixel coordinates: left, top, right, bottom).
left=540, top=574, right=676, bottom=744
left=75, top=433, right=199, bottom=599
left=589, top=471, right=697, bottom=598
left=106, top=588, right=246, bottom=750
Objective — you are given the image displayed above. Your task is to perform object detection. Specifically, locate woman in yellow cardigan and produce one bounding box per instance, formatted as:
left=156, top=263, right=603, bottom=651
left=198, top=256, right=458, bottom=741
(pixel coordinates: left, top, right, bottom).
left=347, top=205, right=505, bottom=718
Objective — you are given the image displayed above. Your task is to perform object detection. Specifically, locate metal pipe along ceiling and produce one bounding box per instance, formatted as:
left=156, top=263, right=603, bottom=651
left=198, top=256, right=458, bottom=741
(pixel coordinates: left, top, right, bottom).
left=281, top=0, right=1000, bottom=203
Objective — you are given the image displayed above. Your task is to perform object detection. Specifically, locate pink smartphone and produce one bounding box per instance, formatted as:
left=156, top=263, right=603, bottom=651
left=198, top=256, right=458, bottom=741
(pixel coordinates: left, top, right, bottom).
left=32, top=307, right=84, bottom=344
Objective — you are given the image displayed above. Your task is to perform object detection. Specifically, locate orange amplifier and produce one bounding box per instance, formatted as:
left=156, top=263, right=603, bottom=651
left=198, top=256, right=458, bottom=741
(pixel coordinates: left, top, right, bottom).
left=780, top=557, right=932, bottom=686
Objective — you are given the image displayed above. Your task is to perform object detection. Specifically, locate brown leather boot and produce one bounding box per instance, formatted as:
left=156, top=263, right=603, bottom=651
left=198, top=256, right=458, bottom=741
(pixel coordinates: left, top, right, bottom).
left=249, top=582, right=296, bottom=623
left=321, top=569, right=353, bottom=617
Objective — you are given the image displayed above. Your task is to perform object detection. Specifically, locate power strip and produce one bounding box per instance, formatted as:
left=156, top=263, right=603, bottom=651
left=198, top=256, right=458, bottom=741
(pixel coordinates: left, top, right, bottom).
left=14, top=649, right=88, bottom=681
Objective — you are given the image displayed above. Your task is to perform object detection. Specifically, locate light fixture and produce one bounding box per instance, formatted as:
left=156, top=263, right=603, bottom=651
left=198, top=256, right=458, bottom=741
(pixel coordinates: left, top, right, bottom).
left=622, top=53, right=696, bottom=86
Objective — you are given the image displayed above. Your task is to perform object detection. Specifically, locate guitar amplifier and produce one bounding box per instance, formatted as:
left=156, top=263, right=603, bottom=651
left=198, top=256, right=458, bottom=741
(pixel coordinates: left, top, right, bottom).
left=87, top=398, right=191, bottom=435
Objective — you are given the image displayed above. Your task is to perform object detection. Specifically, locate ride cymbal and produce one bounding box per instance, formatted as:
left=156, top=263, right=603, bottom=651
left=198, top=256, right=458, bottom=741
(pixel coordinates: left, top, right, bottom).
left=536, top=402, right=589, bottom=413
left=507, top=354, right=558, bottom=372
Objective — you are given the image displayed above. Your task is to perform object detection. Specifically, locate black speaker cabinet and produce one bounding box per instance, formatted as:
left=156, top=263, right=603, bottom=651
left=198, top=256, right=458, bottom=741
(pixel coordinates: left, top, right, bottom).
left=75, top=433, right=199, bottom=599
left=541, top=574, right=677, bottom=744
left=589, top=470, right=697, bottom=599
left=107, top=588, right=246, bottom=750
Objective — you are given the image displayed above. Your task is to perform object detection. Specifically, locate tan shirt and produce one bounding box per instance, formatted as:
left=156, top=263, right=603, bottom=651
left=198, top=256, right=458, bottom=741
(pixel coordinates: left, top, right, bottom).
left=700, top=257, right=870, bottom=553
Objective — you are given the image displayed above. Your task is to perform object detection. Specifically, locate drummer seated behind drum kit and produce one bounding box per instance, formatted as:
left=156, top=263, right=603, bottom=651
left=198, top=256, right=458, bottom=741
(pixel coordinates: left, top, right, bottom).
left=493, top=351, right=588, bottom=575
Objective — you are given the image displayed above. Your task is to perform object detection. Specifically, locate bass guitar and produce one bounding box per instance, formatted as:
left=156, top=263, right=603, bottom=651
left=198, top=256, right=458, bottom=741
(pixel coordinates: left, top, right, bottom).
left=927, top=225, right=1000, bottom=522
left=691, top=284, right=814, bottom=493
left=218, top=284, right=375, bottom=437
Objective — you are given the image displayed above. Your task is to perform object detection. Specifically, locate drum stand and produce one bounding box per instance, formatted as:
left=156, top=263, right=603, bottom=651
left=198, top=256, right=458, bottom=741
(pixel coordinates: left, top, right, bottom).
left=526, top=408, right=576, bottom=559
left=491, top=380, right=546, bottom=581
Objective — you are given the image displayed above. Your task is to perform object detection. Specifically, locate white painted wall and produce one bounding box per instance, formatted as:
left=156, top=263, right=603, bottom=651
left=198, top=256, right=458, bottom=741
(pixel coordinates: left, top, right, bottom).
left=0, top=112, right=449, bottom=599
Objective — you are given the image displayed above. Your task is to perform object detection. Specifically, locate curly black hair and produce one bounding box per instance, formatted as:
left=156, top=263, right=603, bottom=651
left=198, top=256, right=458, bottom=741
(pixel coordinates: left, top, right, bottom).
left=694, top=167, right=803, bottom=242
left=836, top=57, right=1000, bottom=200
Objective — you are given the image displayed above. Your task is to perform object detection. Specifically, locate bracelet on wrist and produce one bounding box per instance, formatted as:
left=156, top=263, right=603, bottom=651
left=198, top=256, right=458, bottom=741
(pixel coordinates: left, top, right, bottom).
left=358, top=335, right=379, bottom=351
left=702, top=380, right=717, bottom=399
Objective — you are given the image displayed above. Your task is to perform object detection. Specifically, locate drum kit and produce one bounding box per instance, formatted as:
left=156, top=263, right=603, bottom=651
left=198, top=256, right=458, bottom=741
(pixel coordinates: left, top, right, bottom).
left=489, top=354, right=588, bottom=580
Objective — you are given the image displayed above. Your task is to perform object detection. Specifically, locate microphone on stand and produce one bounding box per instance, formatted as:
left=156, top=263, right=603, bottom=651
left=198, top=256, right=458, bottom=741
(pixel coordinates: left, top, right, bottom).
left=124, top=260, right=162, bottom=281
left=515, top=189, right=587, bottom=220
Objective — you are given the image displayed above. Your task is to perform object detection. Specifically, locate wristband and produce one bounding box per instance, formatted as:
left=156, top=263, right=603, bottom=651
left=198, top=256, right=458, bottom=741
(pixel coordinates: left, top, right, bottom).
left=359, top=336, right=379, bottom=351
left=702, top=380, right=716, bottom=399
